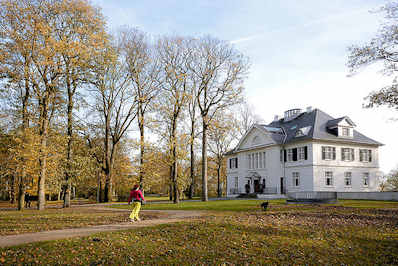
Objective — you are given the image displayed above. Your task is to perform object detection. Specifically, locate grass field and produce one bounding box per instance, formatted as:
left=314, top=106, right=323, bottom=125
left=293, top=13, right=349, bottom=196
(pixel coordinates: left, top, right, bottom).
left=112, top=198, right=398, bottom=212
left=1, top=199, right=398, bottom=265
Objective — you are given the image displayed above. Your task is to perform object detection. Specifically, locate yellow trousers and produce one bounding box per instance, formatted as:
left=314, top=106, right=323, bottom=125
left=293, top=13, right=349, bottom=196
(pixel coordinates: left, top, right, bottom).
left=129, top=201, right=141, bottom=220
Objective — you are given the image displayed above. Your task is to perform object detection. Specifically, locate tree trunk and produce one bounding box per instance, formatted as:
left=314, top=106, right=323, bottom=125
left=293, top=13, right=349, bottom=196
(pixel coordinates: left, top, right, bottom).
left=97, top=171, right=101, bottom=203
left=217, top=163, right=221, bottom=198
left=171, top=117, right=179, bottom=204
left=64, top=85, right=74, bottom=208
left=172, top=160, right=179, bottom=204
left=104, top=169, right=112, bottom=202
left=38, top=97, right=49, bottom=210
left=201, top=120, right=208, bottom=201
left=10, top=175, right=15, bottom=204
left=17, top=61, right=30, bottom=210
left=138, top=107, right=145, bottom=189
left=17, top=178, right=25, bottom=210
left=189, top=119, right=195, bottom=199
left=169, top=166, right=173, bottom=201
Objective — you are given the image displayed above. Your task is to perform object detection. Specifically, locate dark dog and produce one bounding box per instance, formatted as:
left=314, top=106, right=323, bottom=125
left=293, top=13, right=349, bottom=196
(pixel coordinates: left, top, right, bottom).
left=261, top=201, right=269, bottom=211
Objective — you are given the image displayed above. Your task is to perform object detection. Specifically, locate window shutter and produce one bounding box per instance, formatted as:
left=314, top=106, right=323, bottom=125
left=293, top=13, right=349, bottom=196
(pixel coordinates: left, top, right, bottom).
left=235, top=158, right=238, bottom=168
left=341, top=148, right=344, bottom=161
left=369, top=150, right=372, bottom=162
left=332, top=148, right=336, bottom=160
left=284, top=150, right=287, bottom=162
left=304, top=146, right=308, bottom=160
left=322, top=147, right=325, bottom=160
left=351, top=149, right=355, bottom=161
left=292, top=148, right=297, bottom=161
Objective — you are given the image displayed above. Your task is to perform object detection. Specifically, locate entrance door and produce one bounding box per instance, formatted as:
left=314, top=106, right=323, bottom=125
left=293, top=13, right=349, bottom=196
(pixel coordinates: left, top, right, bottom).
left=254, top=180, right=261, bottom=193
left=280, top=177, right=285, bottom=194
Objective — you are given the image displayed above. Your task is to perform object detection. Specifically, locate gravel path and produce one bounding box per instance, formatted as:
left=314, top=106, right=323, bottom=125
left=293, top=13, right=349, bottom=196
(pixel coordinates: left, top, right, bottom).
left=0, top=208, right=205, bottom=248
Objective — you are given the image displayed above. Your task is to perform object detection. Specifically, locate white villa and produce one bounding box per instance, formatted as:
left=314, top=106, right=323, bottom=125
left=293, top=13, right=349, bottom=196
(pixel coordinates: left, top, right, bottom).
left=226, top=107, right=383, bottom=197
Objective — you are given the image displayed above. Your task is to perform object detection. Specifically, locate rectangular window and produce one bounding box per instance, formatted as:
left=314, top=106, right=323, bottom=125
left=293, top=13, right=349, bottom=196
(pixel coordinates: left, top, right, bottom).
left=322, top=146, right=336, bottom=160
left=341, top=148, right=355, bottom=161
left=259, top=152, right=263, bottom=168
left=342, top=127, right=350, bottom=137
left=363, top=172, right=369, bottom=186
left=234, top=177, right=239, bottom=189
left=292, top=172, right=300, bottom=187
left=360, top=149, right=372, bottom=162
left=255, top=153, right=259, bottom=169
left=298, top=147, right=306, bottom=161
left=262, top=152, right=266, bottom=168
left=344, top=172, right=352, bottom=186
left=325, top=171, right=333, bottom=186
left=229, top=158, right=238, bottom=169
left=287, top=149, right=294, bottom=162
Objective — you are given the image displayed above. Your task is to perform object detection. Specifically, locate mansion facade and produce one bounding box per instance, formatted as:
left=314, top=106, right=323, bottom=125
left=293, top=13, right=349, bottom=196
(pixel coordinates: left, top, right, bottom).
left=226, top=107, right=382, bottom=197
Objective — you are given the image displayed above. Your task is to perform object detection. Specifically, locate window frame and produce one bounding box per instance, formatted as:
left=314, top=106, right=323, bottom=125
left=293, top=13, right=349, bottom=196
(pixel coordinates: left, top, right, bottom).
left=298, top=147, right=305, bottom=161
left=292, top=172, right=300, bottom=187
left=229, top=157, right=238, bottom=169
left=359, top=149, right=372, bottom=162
left=341, top=148, right=355, bottom=161
left=261, top=152, right=266, bottom=168
left=287, top=149, right=294, bottom=162
left=325, top=171, right=333, bottom=186
left=322, top=146, right=336, bottom=160
left=363, top=172, right=369, bottom=187
left=342, top=127, right=350, bottom=137
left=344, top=172, right=352, bottom=187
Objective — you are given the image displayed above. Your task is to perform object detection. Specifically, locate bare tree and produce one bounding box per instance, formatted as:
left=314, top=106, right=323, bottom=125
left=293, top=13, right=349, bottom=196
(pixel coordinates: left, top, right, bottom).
left=118, top=27, right=160, bottom=189
left=235, top=101, right=264, bottom=139
left=55, top=0, right=108, bottom=208
left=155, top=36, right=191, bottom=203
left=188, top=36, right=250, bottom=201
left=348, top=2, right=398, bottom=111
left=90, top=44, right=136, bottom=202
left=186, top=83, right=201, bottom=199
left=208, top=112, right=239, bottom=197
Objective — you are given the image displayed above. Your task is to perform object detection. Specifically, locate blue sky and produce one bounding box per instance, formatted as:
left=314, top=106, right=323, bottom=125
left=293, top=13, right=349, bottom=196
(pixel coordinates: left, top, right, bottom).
left=92, top=0, right=398, bottom=173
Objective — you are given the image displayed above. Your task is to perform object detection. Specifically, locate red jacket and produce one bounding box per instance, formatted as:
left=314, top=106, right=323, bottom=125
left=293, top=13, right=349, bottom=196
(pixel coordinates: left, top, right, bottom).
left=128, top=189, right=145, bottom=203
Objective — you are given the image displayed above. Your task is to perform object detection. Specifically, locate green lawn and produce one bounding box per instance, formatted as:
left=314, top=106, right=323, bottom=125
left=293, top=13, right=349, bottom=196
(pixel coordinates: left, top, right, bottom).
left=112, top=199, right=286, bottom=212
left=1, top=199, right=398, bottom=265
left=111, top=198, right=398, bottom=212
left=1, top=202, right=398, bottom=265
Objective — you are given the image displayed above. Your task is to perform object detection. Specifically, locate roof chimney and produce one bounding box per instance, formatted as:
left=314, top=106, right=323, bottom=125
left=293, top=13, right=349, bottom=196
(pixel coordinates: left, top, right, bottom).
left=273, top=115, right=279, bottom=122
left=306, top=106, right=312, bottom=113
left=284, top=108, right=302, bottom=121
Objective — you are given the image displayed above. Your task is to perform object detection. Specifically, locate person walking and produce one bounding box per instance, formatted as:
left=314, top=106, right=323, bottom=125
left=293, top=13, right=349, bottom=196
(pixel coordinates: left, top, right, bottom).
left=128, top=184, right=145, bottom=222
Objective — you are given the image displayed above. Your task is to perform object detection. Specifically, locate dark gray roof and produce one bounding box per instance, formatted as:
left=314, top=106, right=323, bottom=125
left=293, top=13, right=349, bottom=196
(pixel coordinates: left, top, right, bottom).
left=326, top=116, right=356, bottom=128
left=326, top=117, right=346, bottom=128
left=267, top=109, right=382, bottom=146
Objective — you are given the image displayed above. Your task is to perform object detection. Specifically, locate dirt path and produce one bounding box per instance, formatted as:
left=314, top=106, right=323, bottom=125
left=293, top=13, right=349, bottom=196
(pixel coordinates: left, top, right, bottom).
left=0, top=208, right=205, bottom=248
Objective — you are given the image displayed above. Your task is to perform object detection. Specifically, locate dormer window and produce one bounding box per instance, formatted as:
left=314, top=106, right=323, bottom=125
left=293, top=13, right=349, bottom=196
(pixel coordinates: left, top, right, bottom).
left=341, top=127, right=351, bottom=137
left=295, top=130, right=303, bottom=137
left=326, top=116, right=356, bottom=138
